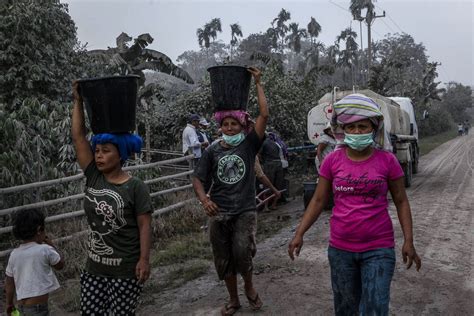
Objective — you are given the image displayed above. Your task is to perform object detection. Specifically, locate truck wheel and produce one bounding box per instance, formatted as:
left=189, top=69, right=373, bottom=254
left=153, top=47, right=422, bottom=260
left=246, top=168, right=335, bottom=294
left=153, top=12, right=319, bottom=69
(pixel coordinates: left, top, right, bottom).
left=403, top=162, right=412, bottom=188
left=412, top=160, right=419, bottom=174
left=412, top=144, right=419, bottom=174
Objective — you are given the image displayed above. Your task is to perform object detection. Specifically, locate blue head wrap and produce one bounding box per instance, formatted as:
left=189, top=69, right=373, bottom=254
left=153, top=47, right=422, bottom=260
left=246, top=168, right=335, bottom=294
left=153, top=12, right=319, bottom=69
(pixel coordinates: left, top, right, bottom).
left=91, top=133, right=143, bottom=162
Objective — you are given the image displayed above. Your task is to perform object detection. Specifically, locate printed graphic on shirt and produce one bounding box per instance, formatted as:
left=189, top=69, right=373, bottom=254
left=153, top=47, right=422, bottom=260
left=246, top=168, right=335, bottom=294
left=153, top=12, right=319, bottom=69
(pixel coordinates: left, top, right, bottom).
left=334, top=172, right=385, bottom=203
left=85, top=188, right=126, bottom=258
left=217, top=154, right=246, bottom=184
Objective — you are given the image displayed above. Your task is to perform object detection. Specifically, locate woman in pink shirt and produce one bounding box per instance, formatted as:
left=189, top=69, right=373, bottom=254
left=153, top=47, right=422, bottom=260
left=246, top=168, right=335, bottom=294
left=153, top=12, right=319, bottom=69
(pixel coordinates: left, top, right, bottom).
left=288, top=94, right=421, bottom=315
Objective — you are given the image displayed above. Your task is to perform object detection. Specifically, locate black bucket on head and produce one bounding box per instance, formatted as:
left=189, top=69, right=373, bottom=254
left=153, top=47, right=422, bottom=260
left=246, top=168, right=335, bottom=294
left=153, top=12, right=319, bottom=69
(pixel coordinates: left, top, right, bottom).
left=77, top=75, right=140, bottom=134
left=207, top=65, right=251, bottom=111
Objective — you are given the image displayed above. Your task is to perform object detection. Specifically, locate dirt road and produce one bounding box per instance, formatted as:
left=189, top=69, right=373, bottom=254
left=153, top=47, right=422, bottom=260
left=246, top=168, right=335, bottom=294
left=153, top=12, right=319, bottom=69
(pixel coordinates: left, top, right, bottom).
left=140, top=134, right=473, bottom=315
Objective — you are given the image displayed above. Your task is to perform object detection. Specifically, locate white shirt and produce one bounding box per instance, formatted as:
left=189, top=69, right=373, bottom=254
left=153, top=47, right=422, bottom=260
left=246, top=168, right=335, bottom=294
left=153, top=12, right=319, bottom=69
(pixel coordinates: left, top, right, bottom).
left=182, top=124, right=202, bottom=158
left=6, top=242, right=60, bottom=300
left=319, top=133, right=336, bottom=161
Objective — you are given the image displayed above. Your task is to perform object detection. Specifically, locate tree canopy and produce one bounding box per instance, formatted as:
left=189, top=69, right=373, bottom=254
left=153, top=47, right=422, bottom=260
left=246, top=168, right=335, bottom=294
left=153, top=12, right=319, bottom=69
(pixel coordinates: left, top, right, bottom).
left=0, top=0, right=82, bottom=106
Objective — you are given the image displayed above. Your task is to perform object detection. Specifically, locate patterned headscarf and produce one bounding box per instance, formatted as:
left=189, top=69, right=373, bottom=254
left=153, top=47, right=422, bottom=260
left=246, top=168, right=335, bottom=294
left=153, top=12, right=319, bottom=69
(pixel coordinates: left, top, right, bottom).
left=330, top=93, right=392, bottom=151
left=91, top=133, right=143, bottom=162
left=214, top=110, right=250, bottom=131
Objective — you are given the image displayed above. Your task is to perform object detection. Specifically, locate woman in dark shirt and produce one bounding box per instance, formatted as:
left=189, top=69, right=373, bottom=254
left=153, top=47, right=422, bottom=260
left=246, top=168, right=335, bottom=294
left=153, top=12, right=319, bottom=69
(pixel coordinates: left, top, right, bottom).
left=192, top=67, right=268, bottom=315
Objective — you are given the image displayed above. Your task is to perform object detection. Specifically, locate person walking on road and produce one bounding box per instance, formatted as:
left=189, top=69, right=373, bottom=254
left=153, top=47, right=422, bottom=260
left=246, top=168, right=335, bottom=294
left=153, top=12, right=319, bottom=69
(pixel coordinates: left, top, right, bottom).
left=463, top=120, right=470, bottom=135
left=192, top=67, right=267, bottom=315
left=72, top=82, right=152, bottom=315
left=458, top=122, right=464, bottom=136
left=288, top=93, right=422, bottom=316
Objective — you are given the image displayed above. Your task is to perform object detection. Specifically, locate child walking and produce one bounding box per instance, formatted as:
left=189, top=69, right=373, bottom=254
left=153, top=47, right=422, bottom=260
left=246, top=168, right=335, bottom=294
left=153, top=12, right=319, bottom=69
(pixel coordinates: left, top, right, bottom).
left=5, top=209, right=64, bottom=316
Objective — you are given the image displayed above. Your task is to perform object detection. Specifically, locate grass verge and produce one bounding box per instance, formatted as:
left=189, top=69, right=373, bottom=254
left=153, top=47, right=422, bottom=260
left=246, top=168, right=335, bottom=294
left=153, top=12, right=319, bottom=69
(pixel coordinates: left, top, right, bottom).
left=418, top=129, right=457, bottom=156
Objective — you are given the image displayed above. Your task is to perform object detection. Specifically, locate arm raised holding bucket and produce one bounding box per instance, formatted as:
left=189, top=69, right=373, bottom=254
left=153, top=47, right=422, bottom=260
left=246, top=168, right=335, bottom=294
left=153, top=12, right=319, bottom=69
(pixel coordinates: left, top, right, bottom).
left=247, top=66, right=268, bottom=140
left=72, top=81, right=93, bottom=171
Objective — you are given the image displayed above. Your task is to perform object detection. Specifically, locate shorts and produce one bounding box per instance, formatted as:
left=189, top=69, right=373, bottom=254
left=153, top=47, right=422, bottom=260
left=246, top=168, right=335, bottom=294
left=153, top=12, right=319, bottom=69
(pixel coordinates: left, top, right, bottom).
left=17, top=303, right=49, bottom=316
left=209, top=211, right=257, bottom=280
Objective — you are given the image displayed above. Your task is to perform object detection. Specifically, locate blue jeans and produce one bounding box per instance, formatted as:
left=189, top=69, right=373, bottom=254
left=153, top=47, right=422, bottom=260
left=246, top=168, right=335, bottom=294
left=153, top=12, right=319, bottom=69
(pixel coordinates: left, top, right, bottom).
left=328, top=246, right=396, bottom=316
left=18, top=303, right=49, bottom=316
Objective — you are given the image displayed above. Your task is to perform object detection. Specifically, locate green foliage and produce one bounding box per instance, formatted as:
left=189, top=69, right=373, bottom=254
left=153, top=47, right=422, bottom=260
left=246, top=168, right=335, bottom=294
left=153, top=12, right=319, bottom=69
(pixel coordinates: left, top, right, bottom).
left=418, top=82, right=472, bottom=137
left=0, top=0, right=81, bottom=105
left=369, top=34, right=432, bottom=98
left=0, top=98, right=73, bottom=187
left=418, top=128, right=458, bottom=155
left=367, top=33, right=447, bottom=137
left=0, top=1, right=92, bottom=187
left=437, top=82, right=472, bottom=123
left=88, top=32, right=194, bottom=85
left=177, top=42, right=229, bottom=81
left=248, top=64, right=317, bottom=145
left=417, top=103, right=454, bottom=137
left=150, top=77, right=214, bottom=150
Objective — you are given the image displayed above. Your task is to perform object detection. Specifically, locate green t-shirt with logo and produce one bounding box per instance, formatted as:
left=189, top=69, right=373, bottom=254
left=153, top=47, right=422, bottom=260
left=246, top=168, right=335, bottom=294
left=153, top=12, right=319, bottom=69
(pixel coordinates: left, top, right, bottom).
left=194, top=130, right=263, bottom=215
left=83, top=162, right=151, bottom=278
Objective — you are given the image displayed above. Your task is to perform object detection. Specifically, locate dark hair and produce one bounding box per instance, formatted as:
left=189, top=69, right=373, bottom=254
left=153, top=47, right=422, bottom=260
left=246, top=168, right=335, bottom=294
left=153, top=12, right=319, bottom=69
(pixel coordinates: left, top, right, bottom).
left=12, top=209, right=45, bottom=240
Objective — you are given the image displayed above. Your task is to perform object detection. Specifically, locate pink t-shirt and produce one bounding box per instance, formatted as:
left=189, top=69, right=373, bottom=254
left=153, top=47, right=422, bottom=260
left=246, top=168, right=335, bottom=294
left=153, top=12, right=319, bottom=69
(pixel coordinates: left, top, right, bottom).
left=319, top=147, right=404, bottom=252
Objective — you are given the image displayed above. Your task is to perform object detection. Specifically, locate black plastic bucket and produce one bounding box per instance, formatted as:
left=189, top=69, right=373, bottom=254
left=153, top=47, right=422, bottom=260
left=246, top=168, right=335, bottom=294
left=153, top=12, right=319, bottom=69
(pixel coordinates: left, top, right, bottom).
left=207, top=65, right=251, bottom=111
left=77, top=75, right=139, bottom=134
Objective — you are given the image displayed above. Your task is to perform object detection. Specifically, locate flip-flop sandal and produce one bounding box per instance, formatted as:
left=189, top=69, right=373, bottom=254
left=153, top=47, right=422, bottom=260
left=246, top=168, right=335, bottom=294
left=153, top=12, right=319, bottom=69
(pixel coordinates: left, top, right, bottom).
left=246, top=293, right=263, bottom=311
left=221, top=303, right=241, bottom=316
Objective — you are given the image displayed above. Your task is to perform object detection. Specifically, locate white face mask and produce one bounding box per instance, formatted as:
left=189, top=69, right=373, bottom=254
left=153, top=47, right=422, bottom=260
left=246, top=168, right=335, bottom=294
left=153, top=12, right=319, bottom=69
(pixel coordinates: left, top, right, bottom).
left=222, top=132, right=245, bottom=146
left=343, top=132, right=374, bottom=151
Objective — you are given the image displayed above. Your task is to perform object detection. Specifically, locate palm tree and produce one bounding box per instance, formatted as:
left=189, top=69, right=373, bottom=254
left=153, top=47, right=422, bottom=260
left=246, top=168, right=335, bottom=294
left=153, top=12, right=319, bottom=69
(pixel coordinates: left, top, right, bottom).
left=286, top=23, right=307, bottom=54
left=271, top=8, right=291, bottom=53
left=208, top=18, right=222, bottom=43
left=335, top=28, right=359, bottom=86
left=336, top=28, right=359, bottom=67
left=230, top=23, right=243, bottom=60
left=197, top=27, right=211, bottom=49
left=197, top=18, right=222, bottom=49
left=350, top=0, right=375, bottom=21
left=307, top=17, right=321, bottom=46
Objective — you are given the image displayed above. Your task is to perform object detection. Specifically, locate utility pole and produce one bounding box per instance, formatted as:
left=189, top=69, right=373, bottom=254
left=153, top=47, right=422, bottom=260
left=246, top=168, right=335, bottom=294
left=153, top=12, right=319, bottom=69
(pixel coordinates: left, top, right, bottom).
left=353, top=0, right=385, bottom=82
left=366, top=7, right=385, bottom=80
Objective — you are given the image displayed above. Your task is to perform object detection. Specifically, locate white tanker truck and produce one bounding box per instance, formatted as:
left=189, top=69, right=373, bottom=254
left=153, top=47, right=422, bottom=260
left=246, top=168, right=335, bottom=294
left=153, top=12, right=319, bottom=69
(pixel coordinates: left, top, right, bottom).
left=307, top=89, right=419, bottom=188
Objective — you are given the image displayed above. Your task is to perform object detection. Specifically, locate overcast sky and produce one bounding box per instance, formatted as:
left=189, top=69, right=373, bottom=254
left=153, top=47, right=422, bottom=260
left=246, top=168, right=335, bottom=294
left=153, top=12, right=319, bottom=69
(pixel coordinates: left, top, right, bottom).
left=63, top=0, right=473, bottom=86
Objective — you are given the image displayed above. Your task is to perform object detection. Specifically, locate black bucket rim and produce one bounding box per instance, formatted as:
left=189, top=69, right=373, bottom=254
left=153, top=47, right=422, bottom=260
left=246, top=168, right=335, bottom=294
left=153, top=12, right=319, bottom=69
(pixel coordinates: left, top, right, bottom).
left=207, top=65, right=249, bottom=72
left=76, top=75, right=140, bottom=83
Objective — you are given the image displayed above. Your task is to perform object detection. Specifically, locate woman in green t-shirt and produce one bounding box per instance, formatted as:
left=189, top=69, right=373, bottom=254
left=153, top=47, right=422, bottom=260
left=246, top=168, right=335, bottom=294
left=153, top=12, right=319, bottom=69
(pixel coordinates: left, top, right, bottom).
left=72, top=81, right=152, bottom=315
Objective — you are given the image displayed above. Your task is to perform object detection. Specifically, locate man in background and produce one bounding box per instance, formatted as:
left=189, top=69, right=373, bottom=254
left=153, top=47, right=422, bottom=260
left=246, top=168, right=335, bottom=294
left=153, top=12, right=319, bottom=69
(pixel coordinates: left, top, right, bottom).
left=182, top=114, right=208, bottom=167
